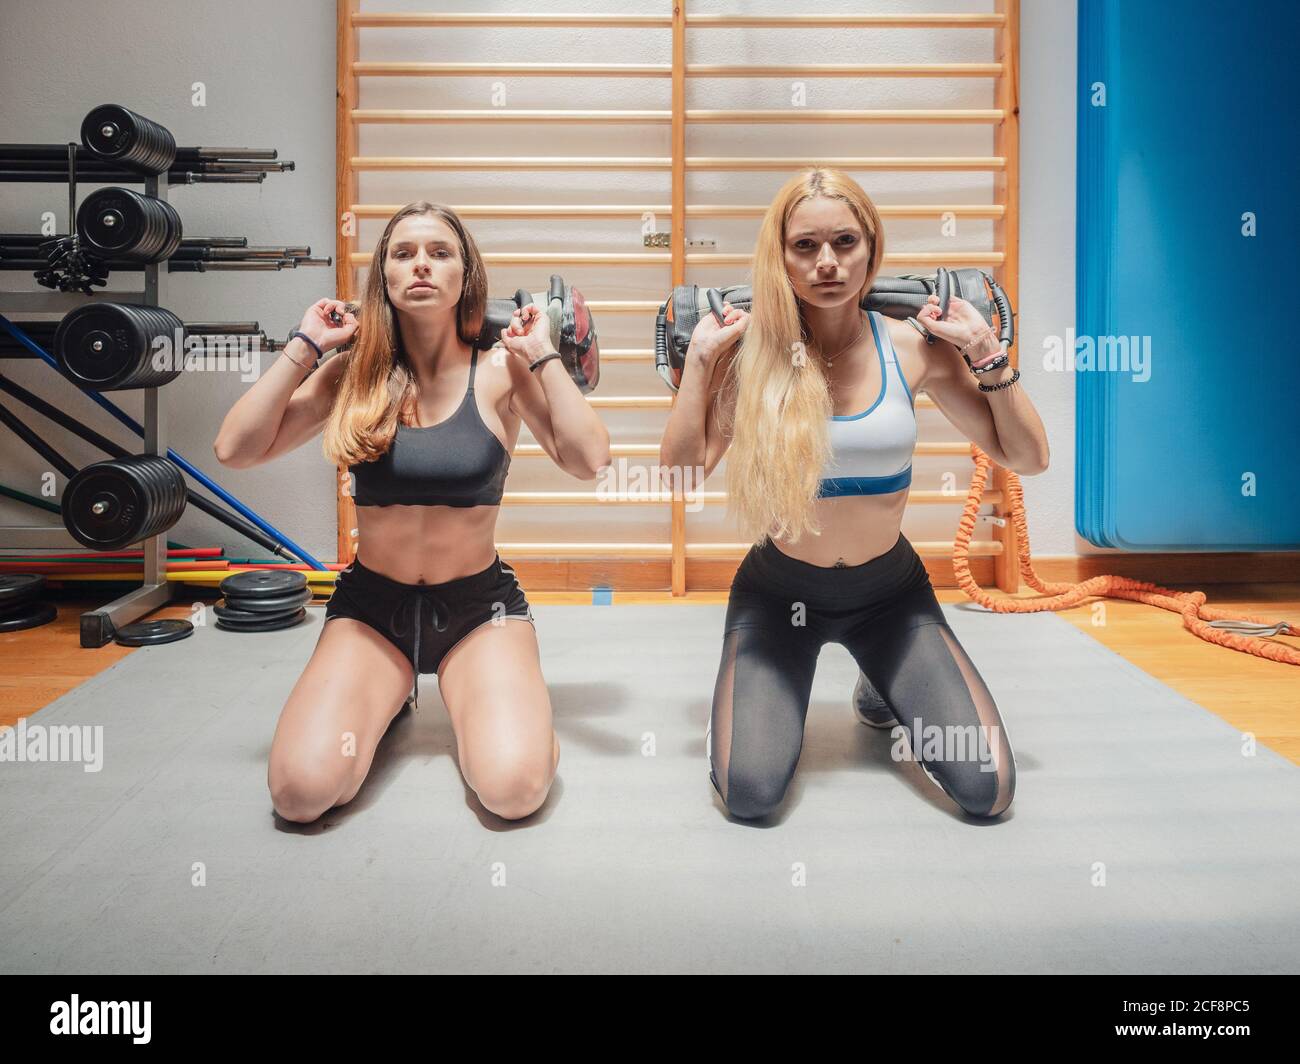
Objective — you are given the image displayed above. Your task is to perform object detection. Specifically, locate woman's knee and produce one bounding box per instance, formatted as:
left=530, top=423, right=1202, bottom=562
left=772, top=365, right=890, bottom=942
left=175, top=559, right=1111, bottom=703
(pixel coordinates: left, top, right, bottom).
left=467, top=746, right=555, bottom=821
left=268, top=752, right=359, bottom=823
left=921, top=756, right=1014, bottom=819
left=723, top=760, right=794, bottom=820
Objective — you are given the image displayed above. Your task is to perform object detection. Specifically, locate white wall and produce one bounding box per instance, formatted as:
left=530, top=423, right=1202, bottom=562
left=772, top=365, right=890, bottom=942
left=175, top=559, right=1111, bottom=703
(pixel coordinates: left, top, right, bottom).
left=0, top=0, right=339, bottom=561
left=0, top=0, right=1082, bottom=565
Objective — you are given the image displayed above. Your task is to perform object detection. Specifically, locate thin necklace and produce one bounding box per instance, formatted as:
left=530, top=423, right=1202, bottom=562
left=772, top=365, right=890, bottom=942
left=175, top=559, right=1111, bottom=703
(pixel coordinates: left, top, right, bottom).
left=821, top=311, right=866, bottom=369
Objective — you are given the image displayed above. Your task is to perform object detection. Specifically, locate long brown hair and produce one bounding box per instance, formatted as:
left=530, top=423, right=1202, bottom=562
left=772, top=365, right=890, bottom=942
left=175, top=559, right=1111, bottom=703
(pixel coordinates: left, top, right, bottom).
left=718, top=168, right=886, bottom=544
left=322, top=201, right=489, bottom=466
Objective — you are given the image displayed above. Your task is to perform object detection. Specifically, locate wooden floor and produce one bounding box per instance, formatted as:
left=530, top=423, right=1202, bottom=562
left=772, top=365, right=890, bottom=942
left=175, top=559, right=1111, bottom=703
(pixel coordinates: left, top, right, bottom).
left=3, top=583, right=1297, bottom=762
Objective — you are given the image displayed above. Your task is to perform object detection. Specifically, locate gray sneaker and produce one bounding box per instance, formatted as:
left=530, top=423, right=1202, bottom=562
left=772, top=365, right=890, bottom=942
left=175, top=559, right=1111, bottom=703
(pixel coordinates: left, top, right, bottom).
left=852, top=671, right=897, bottom=729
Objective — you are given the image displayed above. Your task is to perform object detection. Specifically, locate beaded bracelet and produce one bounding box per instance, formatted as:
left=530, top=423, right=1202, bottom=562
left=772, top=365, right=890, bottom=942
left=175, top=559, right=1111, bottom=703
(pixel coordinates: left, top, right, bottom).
left=958, top=325, right=996, bottom=355
left=959, top=327, right=1007, bottom=370
left=977, top=367, right=1020, bottom=392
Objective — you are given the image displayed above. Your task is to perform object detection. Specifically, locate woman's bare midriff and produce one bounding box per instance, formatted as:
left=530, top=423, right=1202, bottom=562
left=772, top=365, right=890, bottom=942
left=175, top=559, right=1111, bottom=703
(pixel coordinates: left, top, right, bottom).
left=770, top=488, right=909, bottom=568
left=353, top=504, right=501, bottom=585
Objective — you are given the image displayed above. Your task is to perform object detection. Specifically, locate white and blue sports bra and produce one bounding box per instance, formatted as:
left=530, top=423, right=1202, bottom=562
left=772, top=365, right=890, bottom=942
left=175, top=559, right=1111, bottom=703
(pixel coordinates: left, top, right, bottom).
left=817, top=310, right=917, bottom=498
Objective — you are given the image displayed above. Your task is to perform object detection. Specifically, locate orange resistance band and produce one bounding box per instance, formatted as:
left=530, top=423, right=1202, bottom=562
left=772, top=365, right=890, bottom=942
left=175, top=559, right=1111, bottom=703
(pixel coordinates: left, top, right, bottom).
left=951, top=444, right=1300, bottom=667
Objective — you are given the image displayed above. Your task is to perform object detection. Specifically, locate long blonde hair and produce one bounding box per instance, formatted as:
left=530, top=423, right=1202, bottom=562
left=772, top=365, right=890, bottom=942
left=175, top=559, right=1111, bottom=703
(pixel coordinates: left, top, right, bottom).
left=719, top=168, right=886, bottom=544
left=322, top=201, right=489, bottom=466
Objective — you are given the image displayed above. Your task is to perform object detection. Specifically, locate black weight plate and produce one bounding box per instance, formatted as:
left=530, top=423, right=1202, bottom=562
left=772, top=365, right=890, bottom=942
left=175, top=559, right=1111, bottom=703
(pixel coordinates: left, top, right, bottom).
left=155, top=199, right=184, bottom=260
left=0, top=598, right=44, bottom=621
left=215, top=607, right=307, bottom=632
left=134, top=451, right=174, bottom=531
left=77, top=188, right=148, bottom=256
left=219, top=569, right=308, bottom=600
left=81, top=104, right=176, bottom=174
left=220, top=587, right=313, bottom=615
left=131, top=454, right=164, bottom=537
left=161, top=455, right=187, bottom=525
left=55, top=303, right=142, bottom=388
left=63, top=460, right=147, bottom=550
left=0, top=573, right=45, bottom=607
left=112, top=304, right=160, bottom=389
left=136, top=306, right=185, bottom=388
left=213, top=599, right=304, bottom=623
left=135, top=454, right=185, bottom=537
left=119, top=455, right=165, bottom=540
left=82, top=104, right=137, bottom=158
left=113, top=618, right=194, bottom=647
left=0, top=600, right=57, bottom=633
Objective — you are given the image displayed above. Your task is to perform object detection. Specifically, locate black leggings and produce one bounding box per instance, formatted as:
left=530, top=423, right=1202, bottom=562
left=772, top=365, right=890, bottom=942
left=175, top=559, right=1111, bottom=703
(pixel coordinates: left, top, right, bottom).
left=709, top=532, right=1016, bottom=820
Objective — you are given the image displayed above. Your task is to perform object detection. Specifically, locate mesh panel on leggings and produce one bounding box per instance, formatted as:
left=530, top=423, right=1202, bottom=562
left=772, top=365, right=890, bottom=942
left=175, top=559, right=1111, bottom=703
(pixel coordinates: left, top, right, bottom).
left=709, top=629, right=739, bottom=804
left=849, top=620, right=1015, bottom=818
left=934, top=623, right=1015, bottom=816
left=708, top=622, right=821, bottom=819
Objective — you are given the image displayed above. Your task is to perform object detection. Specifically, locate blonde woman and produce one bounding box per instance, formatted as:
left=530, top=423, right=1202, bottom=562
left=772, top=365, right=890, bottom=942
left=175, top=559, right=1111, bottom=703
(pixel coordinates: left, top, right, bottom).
left=215, top=202, right=610, bottom=824
left=659, top=169, right=1049, bottom=821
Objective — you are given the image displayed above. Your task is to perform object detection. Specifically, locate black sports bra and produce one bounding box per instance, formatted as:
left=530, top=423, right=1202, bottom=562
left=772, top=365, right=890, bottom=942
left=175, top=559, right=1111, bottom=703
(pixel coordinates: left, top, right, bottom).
left=348, top=347, right=510, bottom=508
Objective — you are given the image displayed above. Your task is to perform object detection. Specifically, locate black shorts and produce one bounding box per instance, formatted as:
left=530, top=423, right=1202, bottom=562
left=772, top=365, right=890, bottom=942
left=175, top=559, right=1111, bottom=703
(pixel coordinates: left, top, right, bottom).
left=324, top=552, right=535, bottom=703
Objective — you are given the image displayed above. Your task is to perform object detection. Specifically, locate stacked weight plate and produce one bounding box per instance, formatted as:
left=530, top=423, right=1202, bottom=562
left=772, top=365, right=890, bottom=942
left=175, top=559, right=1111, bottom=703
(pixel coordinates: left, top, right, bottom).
left=62, top=455, right=188, bottom=551
left=55, top=302, right=187, bottom=390
left=0, top=573, right=57, bottom=633
left=80, top=103, right=178, bottom=175
left=215, top=570, right=311, bottom=632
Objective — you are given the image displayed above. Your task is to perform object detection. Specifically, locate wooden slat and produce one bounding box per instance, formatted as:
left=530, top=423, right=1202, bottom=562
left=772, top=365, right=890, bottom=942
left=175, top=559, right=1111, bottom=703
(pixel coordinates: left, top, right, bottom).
left=354, top=108, right=671, bottom=123
left=346, top=13, right=1006, bottom=29
left=587, top=396, right=672, bottom=409
left=350, top=108, right=1007, bottom=124
left=686, top=108, right=1006, bottom=122
left=348, top=251, right=1005, bottom=267
left=686, top=64, right=1004, bottom=78
left=350, top=13, right=672, bottom=28
left=686, top=14, right=1007, bottom=28
left=354, top=61, right=672, bottom=76
left=350, top=61, right=1004, bottom=78
left=349, top=154, right=1006, bottom=170
left=568, top=301, right=662, bottom=312
left=580, top=348, right=653, bottom=362
left=350, top=203, right=1008, bottom=218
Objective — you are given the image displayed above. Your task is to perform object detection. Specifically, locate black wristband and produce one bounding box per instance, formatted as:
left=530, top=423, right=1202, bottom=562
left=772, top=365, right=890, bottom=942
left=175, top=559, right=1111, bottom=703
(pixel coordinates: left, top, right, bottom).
left=290, top=331, right=325, bottom=365
left=529, top=352, right=561, bottom=373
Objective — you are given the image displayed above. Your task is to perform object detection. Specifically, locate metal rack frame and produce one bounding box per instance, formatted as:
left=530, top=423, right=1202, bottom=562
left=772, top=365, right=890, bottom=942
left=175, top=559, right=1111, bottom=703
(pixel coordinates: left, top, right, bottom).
left=0, top=169, right=174, bottom=647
